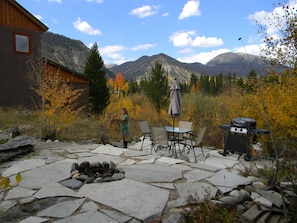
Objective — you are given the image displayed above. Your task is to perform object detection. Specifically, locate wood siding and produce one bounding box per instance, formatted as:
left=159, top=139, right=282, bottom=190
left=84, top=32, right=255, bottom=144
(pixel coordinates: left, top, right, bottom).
left=0, top=0, right=48, bottom=32
left=44, top=61, right=89, bottom=85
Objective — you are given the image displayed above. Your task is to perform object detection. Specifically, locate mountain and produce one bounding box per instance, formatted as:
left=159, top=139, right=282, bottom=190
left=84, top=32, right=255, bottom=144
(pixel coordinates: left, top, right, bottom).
left=41, top=32, right=114, bottom=78
left=110, top=52, right=283, bottom=82
left=41, top=32, right=284, bottom=82
left=109, top=53, right=196, bottom=82
left=42, top=32, right=89, bottom=74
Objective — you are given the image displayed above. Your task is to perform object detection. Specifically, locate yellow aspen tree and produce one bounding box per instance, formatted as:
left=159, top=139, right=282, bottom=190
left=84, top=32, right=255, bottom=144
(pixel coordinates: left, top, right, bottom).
left=26, top=57, right=85, bottom=139
left=115, top=73, right=126, bottom=97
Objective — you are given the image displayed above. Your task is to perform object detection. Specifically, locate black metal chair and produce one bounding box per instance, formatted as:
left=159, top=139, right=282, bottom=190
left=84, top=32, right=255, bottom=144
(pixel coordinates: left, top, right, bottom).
left=180, top=126, right=207, bottom=162
left=151, top=127, right=170, bottom=153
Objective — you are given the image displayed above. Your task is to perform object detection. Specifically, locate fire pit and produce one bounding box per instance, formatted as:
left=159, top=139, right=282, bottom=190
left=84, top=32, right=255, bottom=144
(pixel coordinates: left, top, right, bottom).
left=70, top=160, right=125, bottom=183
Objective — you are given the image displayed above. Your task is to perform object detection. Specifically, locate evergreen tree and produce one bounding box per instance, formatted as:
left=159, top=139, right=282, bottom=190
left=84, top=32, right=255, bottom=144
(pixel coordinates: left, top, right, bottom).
left=144, top=60, right=168, bottom=112
left=84, top=43, right=110, bottom=113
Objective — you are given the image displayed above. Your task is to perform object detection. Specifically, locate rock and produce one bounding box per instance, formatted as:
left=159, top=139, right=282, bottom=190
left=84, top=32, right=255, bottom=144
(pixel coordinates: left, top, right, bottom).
left=109, top=161, right=116, bottom=172
left=250, top=192, right=273, bottom=208
left=60, top=179, right=83, bottom=189
left=71, top=163, right=78, bottom=172
left=163, top=213, right=186, bottom=223
left=112, top=173, right=125, bottom=181
left=11, top=126, right=20, bottom=138
left=0, top=135, right=34, bottom=162
left=76, top=174, right=89, bottom=182
left=252, top=181, right=267, bottom=191
left=94, top=177, right=104, bottom=183
left=100, top=134, right=107, bottom=145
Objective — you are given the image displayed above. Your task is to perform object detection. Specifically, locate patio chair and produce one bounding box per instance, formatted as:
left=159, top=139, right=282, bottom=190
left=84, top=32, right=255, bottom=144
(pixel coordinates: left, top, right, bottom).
left=151, top=127, right=170, bottom=153
left=178, top=120, right=193, bottom=139
left=178, top=120, right=192, bottom=129
left=138, top=121, right=152, bottom=151
left=180, top=126, right=207, bottom=162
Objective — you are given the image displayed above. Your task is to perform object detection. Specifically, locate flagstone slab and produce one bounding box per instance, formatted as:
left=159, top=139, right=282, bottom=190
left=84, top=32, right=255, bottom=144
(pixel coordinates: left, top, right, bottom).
left=184, top=169, right=214, bottom=183
left=19, top=161, right=74, bottom=189
left=202, top=156, right=240, bottom=169
left=37, top=198, right=85, bottom=218
left=63, top=144, right=99, bottom=153
left=77, top=154, right=124, bottom=164
left=80, top=201, right=99, bottom=212
left=34, top=183, right=82, bottom=199
left=123, top=150, right=150, bottom=157
left=18, top=216, right=48, bottom=223
left=2, top=159, right=46, bottom=177
left=151, top=183, right=175, bottom=190
left=206, top=169, right=251, bottom=194
left=92, top=145, right=128, bottom=156
left=172, top=164, right=193, bottom=171
left=133, top=154, right=159, bottom=160
left=168, top=182, right=218, bottom=208
left=137, top=157, right=155, bottom=164
left=186, top=162, right=221, bottom=172
left=100, top=208, right=132, bottom=223
left=156, top=157, right=186, bottom=165
left=75, top=152, right=94, bottom=157
left=122, top=163, right=182, bottom=183
left=52, top=210, right=118, bottom=223
left=5, top=187, right=36, bottom=200
left=79, top=179, right=169, bottom=221
left=258, top=190, right=283, bottom=208
left=0, top=200, right=18, bottom=213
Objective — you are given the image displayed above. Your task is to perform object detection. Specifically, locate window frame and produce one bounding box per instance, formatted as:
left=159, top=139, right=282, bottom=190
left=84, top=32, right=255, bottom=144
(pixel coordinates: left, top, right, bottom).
left=14, top=32, right=31, bottom=54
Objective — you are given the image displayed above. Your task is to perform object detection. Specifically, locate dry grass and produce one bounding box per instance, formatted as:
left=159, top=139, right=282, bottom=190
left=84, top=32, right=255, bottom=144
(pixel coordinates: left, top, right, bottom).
left=0, top=107, right=144, bottom=144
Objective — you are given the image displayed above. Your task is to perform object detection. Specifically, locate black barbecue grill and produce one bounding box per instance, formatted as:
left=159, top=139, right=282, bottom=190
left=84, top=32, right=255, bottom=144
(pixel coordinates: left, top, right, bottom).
left=219, top=117, right=269, bottom=161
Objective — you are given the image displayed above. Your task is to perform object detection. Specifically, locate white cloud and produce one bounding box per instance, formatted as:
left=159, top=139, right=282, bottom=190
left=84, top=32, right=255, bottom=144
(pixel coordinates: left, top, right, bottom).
left=178, top=0, right=201, bottom=20
left=248, top=1, right=297, bottom=38
left=99, top=45, right=126, bottom=61
left=234, top=43, right=263, bottom=56
left=169, top=31, right=223, bottom=48
left=131, top=43, right=156, bottom=51
left=48, top=0, right=62, bottom=3
left=178, top=48, right=230, bottom=64
left=73, top=17, right=101, bottom=35
left=130, top=5, right=160, bottom=18
left=86, top=42, right=94, bottom=49
left=162, top=12, right=169, bottom=17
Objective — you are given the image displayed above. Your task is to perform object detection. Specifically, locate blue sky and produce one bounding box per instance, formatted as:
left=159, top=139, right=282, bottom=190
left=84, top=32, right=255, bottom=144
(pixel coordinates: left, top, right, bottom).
left=17, top=0, right=295, bottom=65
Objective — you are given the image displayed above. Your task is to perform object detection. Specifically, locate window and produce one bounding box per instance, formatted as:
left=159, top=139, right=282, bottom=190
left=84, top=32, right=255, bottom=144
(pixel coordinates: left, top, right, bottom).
left=14, top=33, right=30, bottom=54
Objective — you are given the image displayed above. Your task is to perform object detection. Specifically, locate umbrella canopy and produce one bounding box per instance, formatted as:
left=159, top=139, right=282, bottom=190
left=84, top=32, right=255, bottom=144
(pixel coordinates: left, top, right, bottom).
left=168, top=79, right=181, bottom=122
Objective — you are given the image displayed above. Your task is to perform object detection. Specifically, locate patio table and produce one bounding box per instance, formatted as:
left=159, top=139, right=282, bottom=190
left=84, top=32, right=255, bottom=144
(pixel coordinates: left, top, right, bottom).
left=164, top=126, right=192, bottom=156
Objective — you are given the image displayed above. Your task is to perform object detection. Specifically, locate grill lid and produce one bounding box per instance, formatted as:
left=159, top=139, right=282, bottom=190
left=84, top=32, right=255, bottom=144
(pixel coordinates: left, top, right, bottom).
left=230, top=117, right=256, bottom=128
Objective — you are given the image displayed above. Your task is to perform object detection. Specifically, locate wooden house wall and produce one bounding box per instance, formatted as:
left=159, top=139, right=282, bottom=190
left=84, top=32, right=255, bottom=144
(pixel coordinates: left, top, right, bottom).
left=0, top=0, right=47, bottom=31
left=0, top=25, right=43, bottom=108
left=43, top=62, right=89, bottom=109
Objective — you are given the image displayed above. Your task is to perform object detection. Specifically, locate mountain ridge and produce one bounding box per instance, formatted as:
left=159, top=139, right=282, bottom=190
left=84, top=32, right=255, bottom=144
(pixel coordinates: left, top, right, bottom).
left=41, top=32, right=283, bottom=82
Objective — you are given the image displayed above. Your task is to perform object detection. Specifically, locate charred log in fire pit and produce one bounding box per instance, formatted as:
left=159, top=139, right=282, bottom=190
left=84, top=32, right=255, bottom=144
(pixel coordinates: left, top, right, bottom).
left=70, top=160, right=125, bottom=183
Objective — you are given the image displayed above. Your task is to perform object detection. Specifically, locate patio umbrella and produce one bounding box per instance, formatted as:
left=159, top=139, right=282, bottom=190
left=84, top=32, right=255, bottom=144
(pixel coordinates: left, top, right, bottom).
left=168, top=79, right=181, bottom=129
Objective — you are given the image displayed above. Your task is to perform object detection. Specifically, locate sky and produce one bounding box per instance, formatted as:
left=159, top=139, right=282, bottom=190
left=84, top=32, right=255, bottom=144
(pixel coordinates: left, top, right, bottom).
left=16, top=0, right=296, bottom=65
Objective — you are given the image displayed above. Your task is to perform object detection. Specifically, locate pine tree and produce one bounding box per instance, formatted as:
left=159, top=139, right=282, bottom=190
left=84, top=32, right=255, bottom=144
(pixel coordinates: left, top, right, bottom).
left=143, top=60, right=168, bottom=112
left=84, top=43, right=110, bottom=113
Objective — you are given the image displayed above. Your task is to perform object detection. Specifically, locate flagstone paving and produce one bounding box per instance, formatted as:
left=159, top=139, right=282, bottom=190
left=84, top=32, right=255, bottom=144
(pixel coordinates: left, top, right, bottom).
left=0, top=137, right=272, bottom=222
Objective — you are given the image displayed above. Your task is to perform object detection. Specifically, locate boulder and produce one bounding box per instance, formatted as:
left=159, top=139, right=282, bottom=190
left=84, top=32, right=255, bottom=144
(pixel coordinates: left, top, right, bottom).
left=0, top=135, right=34, bottom=162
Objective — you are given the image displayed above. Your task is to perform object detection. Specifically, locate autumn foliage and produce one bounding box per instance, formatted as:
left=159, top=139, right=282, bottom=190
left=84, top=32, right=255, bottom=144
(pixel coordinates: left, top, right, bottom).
left=26, top=58, right=85, bottom=138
